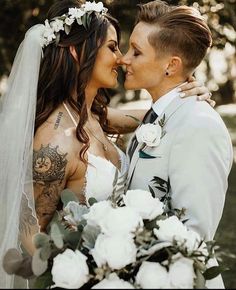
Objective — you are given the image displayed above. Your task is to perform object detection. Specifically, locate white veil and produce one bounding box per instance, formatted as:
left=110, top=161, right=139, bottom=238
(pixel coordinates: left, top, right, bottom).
left=0, top=24, right=45, bottom=288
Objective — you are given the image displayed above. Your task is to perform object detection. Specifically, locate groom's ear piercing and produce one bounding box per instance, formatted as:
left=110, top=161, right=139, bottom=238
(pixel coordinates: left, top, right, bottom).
left=165, top=71, right=169, bottom=76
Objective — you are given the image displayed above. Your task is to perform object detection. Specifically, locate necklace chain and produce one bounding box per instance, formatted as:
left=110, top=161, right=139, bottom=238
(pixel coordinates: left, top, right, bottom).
left=85, top=126, right=109, bottom=152
left=63, top=102, right=109, bottom=152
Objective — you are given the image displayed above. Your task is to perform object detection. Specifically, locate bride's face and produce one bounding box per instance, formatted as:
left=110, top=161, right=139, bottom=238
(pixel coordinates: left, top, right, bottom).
left=120, top=22, right=170, bottom=91
left=89, top=25, right=122, bottom=89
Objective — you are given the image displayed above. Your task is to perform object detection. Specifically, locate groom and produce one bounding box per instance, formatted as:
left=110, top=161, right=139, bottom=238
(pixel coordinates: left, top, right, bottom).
left=121, top=1, right=233, bottom=288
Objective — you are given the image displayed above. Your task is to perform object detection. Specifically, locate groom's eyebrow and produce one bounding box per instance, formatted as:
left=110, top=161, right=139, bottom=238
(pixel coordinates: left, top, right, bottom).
left=131, top=41, right=142, bottom=50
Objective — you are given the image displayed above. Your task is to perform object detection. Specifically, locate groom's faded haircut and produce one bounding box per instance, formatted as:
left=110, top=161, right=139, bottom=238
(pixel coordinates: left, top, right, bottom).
left=136, top=0, right=212, bottom=75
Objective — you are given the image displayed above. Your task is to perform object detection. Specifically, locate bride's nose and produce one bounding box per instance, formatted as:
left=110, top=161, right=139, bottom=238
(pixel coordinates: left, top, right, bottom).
left=117, top=53, right=131, bottom=66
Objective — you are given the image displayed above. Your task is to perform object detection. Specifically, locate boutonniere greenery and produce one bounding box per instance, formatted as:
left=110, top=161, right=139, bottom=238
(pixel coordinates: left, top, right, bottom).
left=136, top=114, right=166, bottom=148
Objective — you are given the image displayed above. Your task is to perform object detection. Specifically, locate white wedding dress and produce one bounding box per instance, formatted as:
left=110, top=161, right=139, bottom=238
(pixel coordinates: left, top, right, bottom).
left=63, top=103, right=129, bottom=203
left=84, top=149, right=128, bottom=203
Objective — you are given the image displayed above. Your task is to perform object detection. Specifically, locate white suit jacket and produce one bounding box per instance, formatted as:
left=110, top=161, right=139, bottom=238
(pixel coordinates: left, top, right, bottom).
left=127, top=95, right=233, bottom=288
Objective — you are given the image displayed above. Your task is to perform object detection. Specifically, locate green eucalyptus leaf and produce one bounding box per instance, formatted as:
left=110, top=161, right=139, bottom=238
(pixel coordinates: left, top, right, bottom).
left=2, top=248, right=23, bottom=274
left=64, top=231, right=82, bottom=250
left=33, top=233, right=50, bottom=249
left=64, top=24, right=71, bottom=35
left=195, top=269, right=207, bottom=289
left=40, top=244, right=52, bottom=261
left=86, top=15, right=91, bottom=28
left=203, top=265, right=229, bottom=280
left=50, top=223, right=64, bottom=249
left=61, top=188, right=79, bottom=207
left=81, top=14, right=88, bottom=29
left=77, top=18, right=82, bottom=25
left=33, top=271, right=53, bottom=289
left=55, top=33, right=60, bottom=46
left=32, top=249, right=48, bottom=276
left=88, top=197, right=97, bottom=206
left=15, top=255, right=34, bottom=279
left=47, top=211, right=69, bottom=237
left=82, top=224, right=101, bottom=250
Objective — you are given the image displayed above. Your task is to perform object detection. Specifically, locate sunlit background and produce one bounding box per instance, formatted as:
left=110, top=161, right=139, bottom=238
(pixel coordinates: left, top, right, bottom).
left=0, top=0, right=235, bottom=287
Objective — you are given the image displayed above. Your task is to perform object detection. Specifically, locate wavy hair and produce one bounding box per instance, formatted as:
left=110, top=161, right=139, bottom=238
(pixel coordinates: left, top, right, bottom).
left=36, top=0, right=120, bottom=161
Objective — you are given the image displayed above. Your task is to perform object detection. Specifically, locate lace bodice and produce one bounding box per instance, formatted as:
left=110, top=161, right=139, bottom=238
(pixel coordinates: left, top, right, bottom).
left=84, top=146, right=128, bottom=203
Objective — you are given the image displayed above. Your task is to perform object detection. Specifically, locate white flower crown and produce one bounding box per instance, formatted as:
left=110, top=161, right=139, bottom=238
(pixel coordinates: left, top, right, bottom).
left=41, top=1, right=108, bottom=48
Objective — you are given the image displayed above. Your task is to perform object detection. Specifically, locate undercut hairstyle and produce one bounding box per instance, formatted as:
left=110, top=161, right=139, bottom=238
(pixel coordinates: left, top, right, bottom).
left=136, top=0, right=212, bottom=75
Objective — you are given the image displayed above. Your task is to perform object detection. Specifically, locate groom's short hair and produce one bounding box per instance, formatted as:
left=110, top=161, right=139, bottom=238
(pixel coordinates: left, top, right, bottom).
left=136, top=0, right=212, bottom=74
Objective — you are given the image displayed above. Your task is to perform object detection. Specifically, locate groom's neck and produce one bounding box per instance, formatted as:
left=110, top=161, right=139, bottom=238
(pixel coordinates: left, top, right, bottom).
left=149, top=76, right=187, bottom=103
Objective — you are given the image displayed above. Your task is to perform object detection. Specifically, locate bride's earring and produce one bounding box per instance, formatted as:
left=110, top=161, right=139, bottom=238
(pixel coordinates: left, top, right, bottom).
left=165, top=70, right=169, bottom=76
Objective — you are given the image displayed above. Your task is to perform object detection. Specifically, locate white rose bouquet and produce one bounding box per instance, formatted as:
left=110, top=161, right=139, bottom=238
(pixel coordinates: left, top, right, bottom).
left=3, top=187, right=225, bottom=289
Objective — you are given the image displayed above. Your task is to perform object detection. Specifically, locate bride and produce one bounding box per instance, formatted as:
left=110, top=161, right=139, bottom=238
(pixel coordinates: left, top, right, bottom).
left=0, top=0, right=212, bottom=288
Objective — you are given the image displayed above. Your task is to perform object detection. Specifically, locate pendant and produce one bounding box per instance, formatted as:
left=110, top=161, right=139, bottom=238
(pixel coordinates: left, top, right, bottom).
left=103, top=144, right=108, bottom=151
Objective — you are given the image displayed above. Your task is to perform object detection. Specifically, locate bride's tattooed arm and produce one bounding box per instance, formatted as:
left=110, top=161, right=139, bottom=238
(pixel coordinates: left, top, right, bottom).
left=33, top=143, right=68, bottom=232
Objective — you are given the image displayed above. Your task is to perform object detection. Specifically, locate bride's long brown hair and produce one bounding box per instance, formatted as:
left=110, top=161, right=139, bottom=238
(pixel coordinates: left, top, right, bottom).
left=36, top=0, right=120, bottom=161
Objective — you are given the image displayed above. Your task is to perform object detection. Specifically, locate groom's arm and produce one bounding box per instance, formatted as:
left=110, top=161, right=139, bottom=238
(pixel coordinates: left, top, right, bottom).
left=169, top=113, right=233, bottom=241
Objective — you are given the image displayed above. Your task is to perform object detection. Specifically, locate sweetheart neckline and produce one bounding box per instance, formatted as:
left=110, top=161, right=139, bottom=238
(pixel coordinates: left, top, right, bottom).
left=87, top=151, right=122, bottom=173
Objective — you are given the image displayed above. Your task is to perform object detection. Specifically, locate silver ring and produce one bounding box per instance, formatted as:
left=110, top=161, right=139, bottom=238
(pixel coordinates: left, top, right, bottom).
left=209, top=92, right=212, bottom=97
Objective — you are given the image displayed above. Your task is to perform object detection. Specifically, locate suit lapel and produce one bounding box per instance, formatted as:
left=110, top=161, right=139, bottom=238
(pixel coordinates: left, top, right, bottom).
left=127, top=95, right=196, bottom=186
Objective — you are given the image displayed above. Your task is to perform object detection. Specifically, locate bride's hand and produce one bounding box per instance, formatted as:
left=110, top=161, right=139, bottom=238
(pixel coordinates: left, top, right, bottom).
left=179, top=76, right=215, bottom=107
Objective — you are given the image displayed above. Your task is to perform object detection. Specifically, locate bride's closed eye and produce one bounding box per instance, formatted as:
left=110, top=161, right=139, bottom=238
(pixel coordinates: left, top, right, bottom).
left=109, top=45, right=118, bottom=52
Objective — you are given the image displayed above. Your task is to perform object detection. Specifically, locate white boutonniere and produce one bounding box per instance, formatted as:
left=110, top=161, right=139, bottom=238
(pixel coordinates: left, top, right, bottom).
left=136, top=115, right=166, bottom=147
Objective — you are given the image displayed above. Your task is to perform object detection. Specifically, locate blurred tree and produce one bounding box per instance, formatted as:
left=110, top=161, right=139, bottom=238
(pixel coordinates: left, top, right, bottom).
left=0, top=0, right=235, bottom=104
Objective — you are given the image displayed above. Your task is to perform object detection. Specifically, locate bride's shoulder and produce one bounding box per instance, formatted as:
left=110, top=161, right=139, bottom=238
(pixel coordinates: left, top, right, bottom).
left=34, top=113, right=83, bottom=171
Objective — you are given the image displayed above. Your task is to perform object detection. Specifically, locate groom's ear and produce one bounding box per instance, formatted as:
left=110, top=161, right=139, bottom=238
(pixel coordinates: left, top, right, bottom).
left=166, top=56, right=183, bottom=76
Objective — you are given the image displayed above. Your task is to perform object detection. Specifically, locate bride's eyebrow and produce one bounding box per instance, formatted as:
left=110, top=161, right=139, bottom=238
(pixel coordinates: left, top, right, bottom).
left=108, top=40, right=118, bottom=45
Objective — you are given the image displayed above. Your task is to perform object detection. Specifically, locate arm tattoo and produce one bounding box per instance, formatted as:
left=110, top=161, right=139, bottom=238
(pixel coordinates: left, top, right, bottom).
left=54, top=112, right=63, bottom=130
left=19, top=194, right=38, bottom=236
left=33, top=144, right=68, bottom=231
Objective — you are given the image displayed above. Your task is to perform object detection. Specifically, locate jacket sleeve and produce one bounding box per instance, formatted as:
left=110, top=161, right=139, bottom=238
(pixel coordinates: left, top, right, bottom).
left=169, top=113, right=233, bottom=240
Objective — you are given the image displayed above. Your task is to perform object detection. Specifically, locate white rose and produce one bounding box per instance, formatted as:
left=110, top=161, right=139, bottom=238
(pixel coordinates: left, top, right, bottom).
left=99, top=206, right=143, bottom=235
left=123, top=189, right=164, bottom=220
left=64, top=201, right=89, bottom=226
left=136, top=123, right=162, bottom=147
left=82, top=1, right=104, bottom=12
left=68, top=7, right=85, bottom=19
left=83, top=200, right=112, bottom=227
left=136, top=261, right=170, bottom=289
left=154, top=216, right=201, bottom=252
left=43, top=20, right=56, bottom=43
left=51, top=249, right=89, bottom=289
left=169, top=255, right=196, bottom=288
left=65, top=17, right=75, bottom=26
left=51, top=19, right=64, bottom=32
left=92, top=273, right=134, bottom=289
left=91, top=234, right=137, bottom=270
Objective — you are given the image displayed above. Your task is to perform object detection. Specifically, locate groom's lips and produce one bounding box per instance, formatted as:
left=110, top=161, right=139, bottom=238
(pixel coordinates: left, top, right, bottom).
left=126, top=70, right=133, bottom=77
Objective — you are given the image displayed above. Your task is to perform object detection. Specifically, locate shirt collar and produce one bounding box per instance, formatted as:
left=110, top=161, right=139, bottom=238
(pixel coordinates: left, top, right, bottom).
left=152, top=82, right=187, bottom=116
